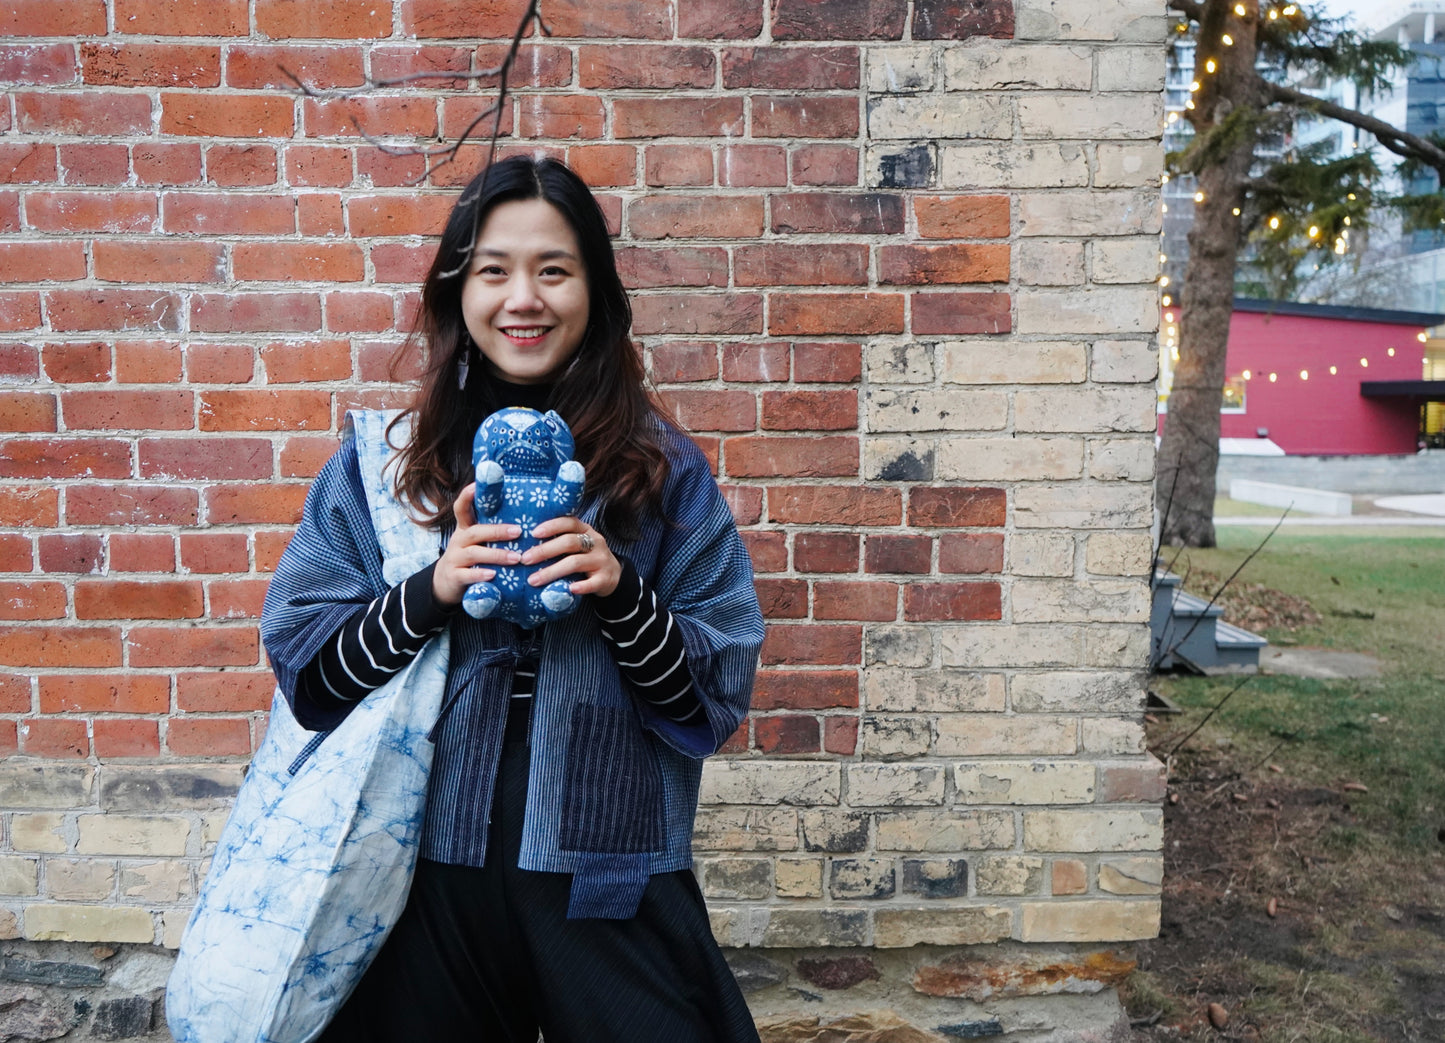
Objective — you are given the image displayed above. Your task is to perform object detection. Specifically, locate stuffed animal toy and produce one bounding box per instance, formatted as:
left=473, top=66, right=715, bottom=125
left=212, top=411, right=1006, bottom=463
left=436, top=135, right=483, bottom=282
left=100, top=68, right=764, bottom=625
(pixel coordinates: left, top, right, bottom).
left=462, top=407, right=586, bottom=628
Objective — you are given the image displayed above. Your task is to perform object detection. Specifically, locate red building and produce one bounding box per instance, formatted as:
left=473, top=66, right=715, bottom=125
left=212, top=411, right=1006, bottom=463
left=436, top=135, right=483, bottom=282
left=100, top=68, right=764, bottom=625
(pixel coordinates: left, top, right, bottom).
left=1162, top=299, right=1445, bottom=455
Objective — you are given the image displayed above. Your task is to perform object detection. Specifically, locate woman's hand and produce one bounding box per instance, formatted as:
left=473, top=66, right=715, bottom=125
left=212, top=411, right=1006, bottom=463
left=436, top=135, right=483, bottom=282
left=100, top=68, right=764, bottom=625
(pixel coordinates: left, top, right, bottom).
left=431, top=483, right=523, bottom=607
left=523, top=517, right=621, bottom=598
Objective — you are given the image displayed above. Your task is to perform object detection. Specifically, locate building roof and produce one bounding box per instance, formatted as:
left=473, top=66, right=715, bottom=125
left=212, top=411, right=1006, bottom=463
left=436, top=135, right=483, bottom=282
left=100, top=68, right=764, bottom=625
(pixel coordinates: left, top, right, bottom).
left=1233, top=297, right=1445, bottom=328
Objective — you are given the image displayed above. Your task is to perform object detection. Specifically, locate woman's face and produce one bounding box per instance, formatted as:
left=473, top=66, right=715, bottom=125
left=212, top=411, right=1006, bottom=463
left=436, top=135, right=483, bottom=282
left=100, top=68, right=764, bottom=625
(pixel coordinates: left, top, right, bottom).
left=460, top=197, right=590, bottom=386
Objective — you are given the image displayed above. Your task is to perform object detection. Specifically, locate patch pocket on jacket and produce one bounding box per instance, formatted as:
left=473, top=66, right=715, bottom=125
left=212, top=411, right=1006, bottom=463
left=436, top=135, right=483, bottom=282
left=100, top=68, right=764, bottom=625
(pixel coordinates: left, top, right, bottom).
left=558, top=704, right=663, bottom=854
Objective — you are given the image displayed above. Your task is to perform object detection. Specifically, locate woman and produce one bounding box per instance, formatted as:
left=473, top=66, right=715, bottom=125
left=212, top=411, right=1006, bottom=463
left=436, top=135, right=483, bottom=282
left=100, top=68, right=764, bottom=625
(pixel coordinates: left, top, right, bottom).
left=260, top=156, right=764, bottom=1041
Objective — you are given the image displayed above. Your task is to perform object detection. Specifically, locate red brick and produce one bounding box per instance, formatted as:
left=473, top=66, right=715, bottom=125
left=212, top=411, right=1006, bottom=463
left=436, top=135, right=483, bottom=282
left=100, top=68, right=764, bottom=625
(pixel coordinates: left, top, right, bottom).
left=162, top=92, right=294, bottom=138
left=67, top=486, right=199, bottom=526
left=914, top=195, right=1010, bottom=239
left=913, top=292, right=1012, bottom=334
left=769, top=293, right=904, bottom=336
left=133, top=143, right=203, bottom=186
left=37, top=534, right=100, bottom=573
left=617, top=247, right=727, bottom=289
left=735, top=244, right=867, bottom=286
left=0, top=582, right=66, bottom=620
left=678, top=0, right=764, bottom=38
left=0, top=438, right=129, bottom=480
left=614, top=98, right=745, bottom=139
left=904, top=582, right=1001, bottom=621
left=0, top=193, right=17, bottom=234
left=648, top=342, right=718, bottom=383
left=2, top=1, right=105, bottom=36
left=80, top=43, right=220, bottom=87
left=755, top=714, right=820, bottom=754
left=61, top=390, right=193, bottom=432
left=198, top=389, right=330, bottom=432
left=762, top=624, right=861, bottom=666
left=254, top=530, right=295, bottom=572
left=629, top=197, right=764, bottom=240
left=723, top=485, right=762, bottom=525
left=227, top=44, right=365, bottom=89
left=369, top=44, right=470, bottom=88
left=208, top=144, right=279, bottom=187
left=753, top=669, right=858, bottom=710
left=0, top=144, right=58, bottom=184
left=39, top=675, right=169, bottom=714
left=769, top=486, right=901, bottom=526
left=177, top=671, right=274, bottom=712
left=395, top=0, right=525, bottom=37
left=347, top=195, right=453, bottom=237
left=57, top=143, right=129, bottom=186
left=632, top=293, right=763, bottom=336
left=880, top=243, right=1009, bottom=285
left=566, top=144, right=637, bottom=188
left=93, top=719, right=161, bottom=758
left=115, top=341, right=183, bottom=383
left=186, top=343, right=256, bottom=383
left=356, top=147, right=427, bottom=188
left=644, top=146, right=714, bottom=188
left=722, top=47, right=859, bottom=88
left=865, top=535, right=933, bottom=575
left=754, top=95, right=858, bottom=138
left=914, top=0, right=1014, bottom=39
left=286, top=145, right=354, bottom=188
left=513, top=95, right=604, bottom=140
left=0, top=626, right=121, bottom=668
left=724, top=436, right=857, bottom=478
left=0, top=535, right=33, bottom=573
left=163, top=193, right=295, bottom=235
left=754, top=577, right=807, bottom=619
left=938, top=533, right=1005, bottom=574
left=115, top=0, right=246, bottom=35
left=299, top=193, right=346, bottom=236
left=0, top=344, right=40, bottom=381
left=794, top=342, right=862, bottom=383
left=721, top=342, right=790, bottom=382
left=48, top=289, right=182, bottom=333
left=692, top=435, right=721, bottom=472
left=211, top=578, right=270, bottom=618
left=167, top=716, right=252, bottom=756
left=42, top=342, right=109, bottom=383
left=108, top=532, right=176, bottom=572
left=660, top=389, right=756, bottom=432
left=741, top=530, right=787, bottom=572
left=476, top=41, right=571, bottom=86
left=545, top=0, right=671, bottom=38
left=16, top=91, right=155, bottom=135
left=257, top=340, right=350, bottom=383
left=0, top=674, right=31, bottom=713
left=772, top=0, right=905, bottom=39
left=93, top=241, right=225, bottom=285
left=792, top=145, right=860, bottom=186
left=579, top=45, right=716, bottom=89
left=719, top=144, right=788, bottom=187
left=824, top=715, right=858, bottom=755
left=127, top=625, right=258, bottom=668
left=26, top=192, right=156, bottom=234
left=0, top=292, right=41, bottom=332
left=357, top=341, right=411, bottom=382
left=257, top=0, right=391, bottom=38
left=303, top=96, right=438, bottom=138
left=772, top=192, right=904, bottom=234
left=205, top=484, right=310, bottom=524
left=814, top=581, right=898, bottom=621
left=191, top=294, right=322, bottom=335
left=0, top=489, right=58, bottom=529
left=234, top=243, right=364, bottom=284
left=908, top=487, right=1006, bottom=528
left=437, top=96, right=517, bottom=142
left=179, top=533, right=249, bottom=574
left=20, top=718, right=89, bottom=759
left=0, top=391, right=54, bottom=432
left=795, top=532, right=859, bottom=573
left=325, top=291, right=394, bottom=332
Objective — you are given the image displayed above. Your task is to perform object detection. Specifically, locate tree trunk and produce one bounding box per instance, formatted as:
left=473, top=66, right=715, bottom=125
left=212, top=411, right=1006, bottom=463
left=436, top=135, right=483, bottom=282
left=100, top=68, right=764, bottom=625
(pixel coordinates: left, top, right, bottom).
left=1156, top=0, right=1261, bottom=548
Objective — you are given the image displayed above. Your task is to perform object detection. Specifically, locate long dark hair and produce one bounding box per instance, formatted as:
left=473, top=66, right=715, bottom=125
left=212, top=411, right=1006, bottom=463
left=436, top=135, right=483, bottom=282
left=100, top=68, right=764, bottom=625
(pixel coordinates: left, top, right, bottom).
left=389, top=155, right=671, bottom=540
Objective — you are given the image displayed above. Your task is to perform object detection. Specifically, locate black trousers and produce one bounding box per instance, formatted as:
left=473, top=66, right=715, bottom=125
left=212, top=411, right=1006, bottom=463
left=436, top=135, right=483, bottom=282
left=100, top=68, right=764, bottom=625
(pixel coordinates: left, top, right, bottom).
left=319, top=704, right=759, bottom=1043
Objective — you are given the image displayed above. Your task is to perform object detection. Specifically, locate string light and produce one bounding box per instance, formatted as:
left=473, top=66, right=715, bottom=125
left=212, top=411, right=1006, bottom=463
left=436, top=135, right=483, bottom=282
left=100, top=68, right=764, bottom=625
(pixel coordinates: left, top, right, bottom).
left=1343, top=216, right=1351, bottom=225
left=1418, top=332, right=1429, bottom=342
left=1165, top=311, right=1175, bottom=323
left=1222, top=33, right=1234, bottom=44
left=1329, top=366, right=1337, bottom=374
left=1233, top=3, right=1246, bottom=14
left=1185, top=99, right=1196, bottom=110
left=1269, top=216, right=1280, bottom=229
left=1360, top=358, right=1368, bottom=367
left=1308, top=225, right=1320, bottom=238
left=1159, top=275, right=1171, bottom=286
left=1162, top=295, right=1173, bottom=306
left=1190, top=80, right=1201, bottom=92
left=1269, top=372, right=1278, bottom=382
left=1268, top=8, right=1278, bottom=18
left=1194, top=191, right=1205, bottom=202
left=1299, top=370, right=1309, bottom=380
left=1206, top=59, right=1218, bottom=72
left=1388, top=348, right=1396, bottom=356
left=1167, top=111, right=1180, bottom=123
left=1232, top=207, right=1241, bottom=215
left=1243, top=369, right=1252, bottom=380
left=1283, top=4, right=1297, bottom=13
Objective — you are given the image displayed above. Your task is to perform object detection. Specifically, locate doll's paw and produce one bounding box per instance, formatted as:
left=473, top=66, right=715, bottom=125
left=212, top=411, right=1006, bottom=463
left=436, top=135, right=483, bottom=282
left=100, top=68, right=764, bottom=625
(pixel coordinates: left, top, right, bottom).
left=462, top=581, right=501, bottom=620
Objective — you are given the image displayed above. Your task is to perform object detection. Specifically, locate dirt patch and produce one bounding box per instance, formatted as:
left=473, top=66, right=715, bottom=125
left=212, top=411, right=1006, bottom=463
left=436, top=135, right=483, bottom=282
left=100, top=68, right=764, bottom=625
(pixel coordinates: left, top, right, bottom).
left=1125, top=735, right=1445, bottom=1042
left=1176, top=568, right=1323, bottom=634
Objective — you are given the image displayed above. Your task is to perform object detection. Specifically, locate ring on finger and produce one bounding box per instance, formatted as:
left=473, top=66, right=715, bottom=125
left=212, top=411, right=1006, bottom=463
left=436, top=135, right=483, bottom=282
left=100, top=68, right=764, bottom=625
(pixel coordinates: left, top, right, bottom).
left=578, top=531, right=595, bottom=553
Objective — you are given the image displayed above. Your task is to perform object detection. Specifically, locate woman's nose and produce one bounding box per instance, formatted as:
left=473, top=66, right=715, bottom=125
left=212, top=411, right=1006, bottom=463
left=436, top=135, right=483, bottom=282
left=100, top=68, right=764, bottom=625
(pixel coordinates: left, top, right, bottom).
left=505, top=275, right=543, bottom=312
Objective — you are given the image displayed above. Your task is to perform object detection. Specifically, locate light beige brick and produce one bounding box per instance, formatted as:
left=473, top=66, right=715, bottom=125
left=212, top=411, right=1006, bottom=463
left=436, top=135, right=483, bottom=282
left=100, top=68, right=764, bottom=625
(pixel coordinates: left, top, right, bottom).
left=120, top=861, right=192, bottom=903
left=1091, top=237, right=1163, bottom=284
left=1012, top=578, right=1150, bottom=624
left=875, top=906, right=1012, bottom=947
left=1052, top=858, right=1089, bottom=894
left=1013, top=482, right=1154, bottom=529
left=1088, top=437, right=1156, bottom=481
left=942, top=341, right=1086, bottom=385
left=941, top=143, right=1088, bottom=189
left=161, top=910, right=188, bottom=950
left=1086, top=532, right=1153, bottom=576
left=864, top=437, right=935, bottom=483
left=701, top=858, right=773, bottom=900
left=1095, top=47, right=1166, bottom=91
left=0, top=908, right=18, bottom=941
left=201, top=812, right=229, bottom=850
left=846, top=764, right=946, bottom=807
left=865, top=667, right=1005, bottom=712
left=1016, top=387, right=1155, bottom=432
left=1019, top=240, right=1085, bottom=286
left=100, top=764, right=244, bottom=811
left=1011, top=671, right=1143, bottom=714
left=1023, top=809, right=1162, bottom=852
left=699, top=763, right=840, bottom=806
left=941, top=625, right=1084, bottom=669
left=955, top=761, right=1096, bottom=805
left=1020, top=898, right=1160, bottom=941
left=692, top=808, right=800, bottom=851
left=1098, top=857, right=1163, bottom=895
left=9, top=813, right=68, bottom=854
left=775, top=858, right=824, bottom=898
left=0, top=764, right=94, bottom=809
left=25, top=904, right=155, bottom=944
left=864, top=626, right=934, bottom=668
left=942, top=42, right=1092, bottom=90
left=1020, top=94, right=1163, bottom=140
left=1097, top=757, right=1167, bottom=803
left=1082, top=717, right=1147, bottom=755
left=860, top=716, right=933, bottom=759
left=1091, top=339, right=1158, bottom=382
left=1016, top=0, right=1167, bottom=42
left=935, top=714, right=1076, bottom=757
left=1007, top=533, right=1075, bottom=577
left=867, top=388, right=1008, bottom=433
left=938, top=437, right=1083, bottom=482
left=75, top=816, right=190, bottom=857
left=867, top=47, right=935, bottom=92
left=976, top=855, right=1044, bottom=895
left=875, top=810, right=1015, bottom=852
left=0, top=856, right=39, bottom=897
left=1084, top=624, right=1151, bottom=668
left=1017, top=287, right=1159, bottom=336
left=1019, top=191, right=1160, bottom=237
left=46, top=858, right=114, bottom=901
left=758, top=908, right=868, bottom=947
left=865, top=341, right=934, bottom=383
left=1095, top=143, right=1165, bottom=188
left=867, top=95, right=1012, bottom=140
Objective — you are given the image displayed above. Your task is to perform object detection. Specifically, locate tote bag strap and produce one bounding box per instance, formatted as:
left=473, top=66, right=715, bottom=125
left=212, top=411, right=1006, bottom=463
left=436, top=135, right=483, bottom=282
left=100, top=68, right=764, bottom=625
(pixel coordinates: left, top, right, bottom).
left=344, top=409, right=439, bottom=586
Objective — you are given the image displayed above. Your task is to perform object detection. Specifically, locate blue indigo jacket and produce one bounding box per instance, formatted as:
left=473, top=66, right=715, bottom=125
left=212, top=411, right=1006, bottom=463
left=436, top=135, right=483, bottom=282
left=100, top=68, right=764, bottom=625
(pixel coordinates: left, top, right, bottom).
left=261, top=410, right=763, bottom=918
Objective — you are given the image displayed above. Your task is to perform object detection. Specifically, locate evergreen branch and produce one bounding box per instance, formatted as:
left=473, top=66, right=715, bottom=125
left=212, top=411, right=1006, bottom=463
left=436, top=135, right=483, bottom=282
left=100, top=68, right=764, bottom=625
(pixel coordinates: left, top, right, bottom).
left=1261, top=78, right=1445, bottom=174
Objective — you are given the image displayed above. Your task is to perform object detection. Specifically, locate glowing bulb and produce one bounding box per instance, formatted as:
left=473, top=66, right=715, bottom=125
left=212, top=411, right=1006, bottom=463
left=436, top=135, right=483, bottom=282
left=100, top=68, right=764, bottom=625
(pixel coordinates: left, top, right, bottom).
left=1347, top=192, right=1356, bottom=200
left=1162, top=295, right=1173, bottom=306
left=1283, top=4, right=1296, bottom=13
left=1194, top=191, right=1205, bottom=202
left=1234, top=3, right=1246, bottom=13
left=1185, top=99, right=1196, bottom=110
left=1159, top=275, right=1171, bottom=286
left=1343, top=216, right=1351, bottom=225
left=1269, top=372, right=1278, bottom=382
left=1299, top=370, right=1308, bottom=380
left=1232, top=207, right=1241, bottom=215
left=1167, top=111, right=1179, bottom=123
left=1206, top=59, right=1218, bottom=72
left=1418, top=332, right=1428, bottom=342
left=1334, top=239, right=1346, bottom=254
left=1360, top=358, right=1368, bottom=367
left=1268, top=8, right=1278, bottom=18
left=1388, top=348, right=1395, bottom=356
left=1162, top=203, right=1169, bottom=212
left=1308, top=225, right=1320, bottom=238
left=1222, top=33, right=1234, bottom=44
left=1329, top=366, right=1337, bottom=375
left=1243, top=369, right=1252, bottom=380
left=1165, top=311, right=1175, bottom=322
left=1171, top=347, right=1180, bottom=360
left=1269, top=216, right=1280, bottom=229
left=1190, top=80, right=1201, bottom=92
left=1161, top=173, right=1170, bottom=183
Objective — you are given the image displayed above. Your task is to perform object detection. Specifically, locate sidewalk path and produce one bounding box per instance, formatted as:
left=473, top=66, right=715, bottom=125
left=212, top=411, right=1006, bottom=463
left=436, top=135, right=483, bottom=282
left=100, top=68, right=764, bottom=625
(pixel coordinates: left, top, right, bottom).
left=1215, top=515, right=1445, bottom=526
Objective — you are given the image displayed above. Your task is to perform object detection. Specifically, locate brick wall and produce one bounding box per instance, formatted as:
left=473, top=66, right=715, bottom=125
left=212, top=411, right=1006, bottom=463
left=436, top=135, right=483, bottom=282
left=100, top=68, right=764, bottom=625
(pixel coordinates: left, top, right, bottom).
left=0, top=0, right=1164, bottom=1035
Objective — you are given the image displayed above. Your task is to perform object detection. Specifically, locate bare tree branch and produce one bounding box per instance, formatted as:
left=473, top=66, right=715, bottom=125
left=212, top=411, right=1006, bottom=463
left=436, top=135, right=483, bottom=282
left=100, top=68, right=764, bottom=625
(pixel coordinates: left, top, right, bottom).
left=1260, top=77, right=1445, bottom=173
left=1168, top=0, right=1206, bottom=23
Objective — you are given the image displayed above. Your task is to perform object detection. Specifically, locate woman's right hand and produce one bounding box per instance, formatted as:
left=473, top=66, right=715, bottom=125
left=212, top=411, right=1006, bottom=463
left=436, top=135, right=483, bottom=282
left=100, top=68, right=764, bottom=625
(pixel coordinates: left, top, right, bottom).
left=431, top=483, right=523, bottom=607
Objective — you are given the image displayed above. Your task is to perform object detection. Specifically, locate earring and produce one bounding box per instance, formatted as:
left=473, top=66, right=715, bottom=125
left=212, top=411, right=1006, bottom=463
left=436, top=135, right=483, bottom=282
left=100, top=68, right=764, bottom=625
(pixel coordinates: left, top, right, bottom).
left=457, top=338, right=471, bottom=390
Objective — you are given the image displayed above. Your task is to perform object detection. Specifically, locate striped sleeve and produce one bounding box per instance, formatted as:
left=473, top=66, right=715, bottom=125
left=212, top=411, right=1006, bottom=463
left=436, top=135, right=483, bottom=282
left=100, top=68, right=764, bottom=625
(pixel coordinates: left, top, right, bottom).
left=300, top=561, right=455, bottom=713
left=593, top=560, right=703, bottom=726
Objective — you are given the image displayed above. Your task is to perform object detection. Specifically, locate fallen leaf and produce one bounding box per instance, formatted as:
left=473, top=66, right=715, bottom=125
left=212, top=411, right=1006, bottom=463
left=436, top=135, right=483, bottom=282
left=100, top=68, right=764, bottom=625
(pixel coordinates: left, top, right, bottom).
left=1208, top=1002, right=1229, bottom=1030
left=1342, top=782, right=1369, bottom=793
left=1267, top=763, right=1283, bottom=773
left=1144, top=713, right=1159, bottom=724
left=1385, top=905, right=1404, bottom=922
left=1265, top=798, right=1281, bottom=809
left=1266, top=897, right=1278, bottom=918
left=1231, top=792, right=1249, bottom=803
left=1168, top=792, right=1180, bottom=805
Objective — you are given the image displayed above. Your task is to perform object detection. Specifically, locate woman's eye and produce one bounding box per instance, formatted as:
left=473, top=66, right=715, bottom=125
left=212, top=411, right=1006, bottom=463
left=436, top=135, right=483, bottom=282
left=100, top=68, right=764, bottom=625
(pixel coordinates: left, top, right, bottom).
left=477, top=264, right=505, bottom=277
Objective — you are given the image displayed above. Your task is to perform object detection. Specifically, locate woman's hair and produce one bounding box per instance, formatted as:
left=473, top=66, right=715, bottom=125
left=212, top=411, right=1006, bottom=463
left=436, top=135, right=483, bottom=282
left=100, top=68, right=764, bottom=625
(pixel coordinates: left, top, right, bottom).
left=388, top=155, right=672, bottom=540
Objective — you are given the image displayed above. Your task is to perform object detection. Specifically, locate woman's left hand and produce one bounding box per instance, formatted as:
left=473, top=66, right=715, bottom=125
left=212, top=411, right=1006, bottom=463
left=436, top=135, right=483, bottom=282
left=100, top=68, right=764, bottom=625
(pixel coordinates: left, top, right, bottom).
left=522, top=518, right=621, bottom=598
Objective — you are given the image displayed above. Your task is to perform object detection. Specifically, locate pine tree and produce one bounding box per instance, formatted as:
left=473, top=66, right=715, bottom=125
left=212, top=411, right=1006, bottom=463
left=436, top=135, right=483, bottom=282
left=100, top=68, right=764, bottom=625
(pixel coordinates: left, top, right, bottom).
left=1158, top=0, right=1445, bottom=547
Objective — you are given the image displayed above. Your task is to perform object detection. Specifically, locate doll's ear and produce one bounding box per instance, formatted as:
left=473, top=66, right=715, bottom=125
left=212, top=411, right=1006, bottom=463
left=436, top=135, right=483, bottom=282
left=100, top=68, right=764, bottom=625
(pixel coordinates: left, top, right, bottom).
left=544, top=410, right=575, bottom=462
